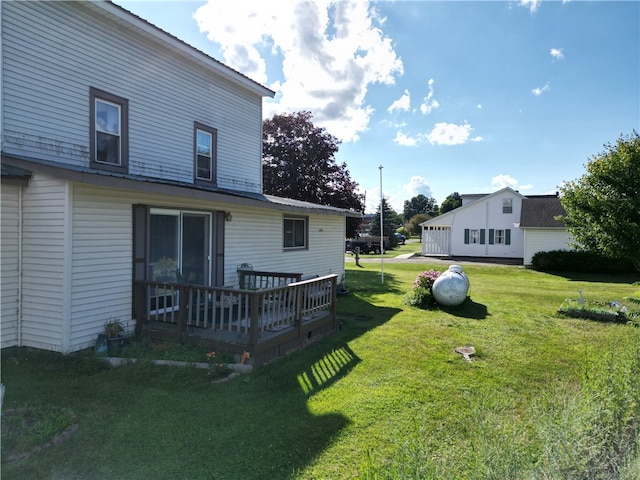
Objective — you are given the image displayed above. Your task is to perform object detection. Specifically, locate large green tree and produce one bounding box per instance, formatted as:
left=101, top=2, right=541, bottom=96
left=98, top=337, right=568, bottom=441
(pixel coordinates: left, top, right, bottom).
left=559, top=131, right=640, bottom=271
left=262, top=111, right=364, bottom=238
left=440, top=192, right=462, bottom=214
left=403, top=194, right=438, bottom=221
left=407, top=213, right=430, bottom=237
left=369, top=199, right=400, bottom=248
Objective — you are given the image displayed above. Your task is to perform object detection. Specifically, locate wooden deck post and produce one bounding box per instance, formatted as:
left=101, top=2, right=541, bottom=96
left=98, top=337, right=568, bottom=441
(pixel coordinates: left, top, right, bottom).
left=249, top=292, right=260, bottom=347
left=133, top=283, right=146, bottom=335
left=330, top=276, right=338, bottom=329
left=175, top=285, right=189, bottom=342
left=295, top=284, right=303, bottom=339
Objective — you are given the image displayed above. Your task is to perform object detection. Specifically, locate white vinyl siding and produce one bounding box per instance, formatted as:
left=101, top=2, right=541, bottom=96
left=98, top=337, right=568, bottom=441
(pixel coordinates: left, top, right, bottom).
left=20, top=175, right=68, bottom=351
left=225, top=207, right=346, bottom=286
left=422, top=189, right=524, bottom=259
left=523, top=229, right=573, bottom=265
left=2, top=1, right=263, bottom=193
left=70, top=186, right=133, bottom=350
left=1, top=185, right=21, bottom=348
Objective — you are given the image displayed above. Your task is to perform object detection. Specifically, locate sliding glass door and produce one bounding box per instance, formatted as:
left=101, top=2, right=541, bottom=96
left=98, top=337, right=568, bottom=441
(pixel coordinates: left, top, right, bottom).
left=149, top=209, right=211, bottom=285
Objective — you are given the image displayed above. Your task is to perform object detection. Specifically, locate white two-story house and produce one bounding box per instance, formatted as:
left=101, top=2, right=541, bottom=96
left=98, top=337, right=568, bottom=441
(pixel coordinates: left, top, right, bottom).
left=1, top=1, right=356, bottom=355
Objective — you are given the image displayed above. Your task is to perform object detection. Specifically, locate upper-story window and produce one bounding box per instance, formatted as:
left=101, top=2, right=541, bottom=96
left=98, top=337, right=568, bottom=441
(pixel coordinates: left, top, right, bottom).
left=194, top=122, right=217, bottom=185
left=502, top=198, right=513, bottom=214
left=90, top=87, right=128, bottom=173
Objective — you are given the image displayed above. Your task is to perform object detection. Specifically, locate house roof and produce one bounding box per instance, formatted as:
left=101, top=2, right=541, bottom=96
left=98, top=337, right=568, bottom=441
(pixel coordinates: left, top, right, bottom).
left=91, top=1, right=275, bottom=99
left=2, top=155, right=360, bottom=218
left=1, top=162, right=33, bottom=186
left=519, top=195, right=566, bottom=228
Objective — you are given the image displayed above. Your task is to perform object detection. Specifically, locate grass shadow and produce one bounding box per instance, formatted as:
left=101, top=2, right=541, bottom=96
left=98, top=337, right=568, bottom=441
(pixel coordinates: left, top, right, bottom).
left=1, top=281, right=403, bottom=480
left=438, top=297, right=489, bottom=320
left=295, top=343, right=360, bottom=397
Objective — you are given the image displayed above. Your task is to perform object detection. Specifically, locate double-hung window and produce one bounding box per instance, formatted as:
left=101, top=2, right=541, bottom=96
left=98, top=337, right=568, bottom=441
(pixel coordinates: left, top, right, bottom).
left=502, top=198, right=513, bottom=214
left=488, top=228, right=511, bottom=245
left=90, top=88, right=128, bottom=172
left=194, top=122, right=217, bottom=185
left=464, top=228, right=486, bottom=245
left=283, top=216, right=308, bottom=249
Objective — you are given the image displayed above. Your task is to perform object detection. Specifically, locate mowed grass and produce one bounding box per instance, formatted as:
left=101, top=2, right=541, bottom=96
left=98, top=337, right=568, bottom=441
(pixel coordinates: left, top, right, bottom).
left=2, top=263, right=639, bottom=479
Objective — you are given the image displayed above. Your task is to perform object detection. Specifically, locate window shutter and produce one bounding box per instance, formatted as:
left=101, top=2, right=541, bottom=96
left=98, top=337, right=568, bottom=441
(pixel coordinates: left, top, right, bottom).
left=489, top=229, right=495, bottom=245
left=132, top=204, right=148, bottom=281
left=132, top=204, right=148, bottom=330
left=464, top=229, right=470, bottom=244
left=480, top=229, right=486, bottom=244
left=505, top=229, right=511, bottom=245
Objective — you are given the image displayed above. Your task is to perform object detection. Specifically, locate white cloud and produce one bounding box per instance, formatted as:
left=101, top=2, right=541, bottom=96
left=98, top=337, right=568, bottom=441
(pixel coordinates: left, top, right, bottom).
left=393, top=130, right=418, bottom=147
left=388, top=89, right=411, bottom=113
left=194, top=0, right=403, bottom=143
left=519, top=0, right=541, bottom=13
left=426, top=122, right=481, bottom=146
left=550, top=48, right=564, bottom=61
left=403, top=176, right=433, bottom=198
left=532, top=81, right=551, bottom=96
left=419, top=78, right=440, bottom=115
left=492, top=174, right=519, bottom=191
left=519, top=184, right=534, bottom=191
left=476, top=104, right=482, bottom=110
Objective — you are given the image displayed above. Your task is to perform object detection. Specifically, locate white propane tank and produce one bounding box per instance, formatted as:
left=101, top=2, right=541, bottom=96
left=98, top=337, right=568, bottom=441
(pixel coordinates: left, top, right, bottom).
left=432, top=265, right=470, bottom=306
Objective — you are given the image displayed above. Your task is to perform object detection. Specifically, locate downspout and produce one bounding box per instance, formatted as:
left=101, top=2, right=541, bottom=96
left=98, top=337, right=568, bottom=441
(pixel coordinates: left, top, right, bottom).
left=61, top=182, right=73, bottom=353
left=17, top=186, right=23, bottom=347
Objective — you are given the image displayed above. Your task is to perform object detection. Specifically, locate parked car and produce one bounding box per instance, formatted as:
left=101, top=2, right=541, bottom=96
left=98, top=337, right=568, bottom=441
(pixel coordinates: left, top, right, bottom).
left=395, top=232, right=406, bottom=245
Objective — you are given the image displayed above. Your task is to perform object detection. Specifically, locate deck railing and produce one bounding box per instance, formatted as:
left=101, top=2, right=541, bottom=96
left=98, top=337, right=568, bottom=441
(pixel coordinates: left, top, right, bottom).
left=133, top=273, right=338, bottom=348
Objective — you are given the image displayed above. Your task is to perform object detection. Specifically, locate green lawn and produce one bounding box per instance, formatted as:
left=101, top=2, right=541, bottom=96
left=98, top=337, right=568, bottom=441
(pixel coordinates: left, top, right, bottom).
left=2, top=263, right=639, bottom=479
left=346, top=238, right=423, bottom=259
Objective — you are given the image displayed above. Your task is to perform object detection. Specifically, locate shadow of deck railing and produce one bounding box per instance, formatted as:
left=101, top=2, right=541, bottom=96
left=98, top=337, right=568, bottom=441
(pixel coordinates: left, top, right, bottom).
left=133, top=273, right=338, bottom=363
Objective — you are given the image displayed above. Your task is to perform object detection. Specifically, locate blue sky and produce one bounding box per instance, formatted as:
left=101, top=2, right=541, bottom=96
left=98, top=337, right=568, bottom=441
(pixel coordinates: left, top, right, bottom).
left=114, top=0, right=639, bottom=213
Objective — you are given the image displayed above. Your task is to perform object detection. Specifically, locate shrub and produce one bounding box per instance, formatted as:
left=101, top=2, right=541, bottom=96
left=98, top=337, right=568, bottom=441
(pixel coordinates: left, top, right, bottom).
left=531, top=250, right=635, bottom=273
left=403, top=270, right=441, bottom=309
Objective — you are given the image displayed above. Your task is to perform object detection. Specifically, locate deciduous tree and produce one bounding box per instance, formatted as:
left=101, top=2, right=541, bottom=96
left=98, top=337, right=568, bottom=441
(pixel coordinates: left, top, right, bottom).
left=262, top=111, right=364, bottom=237
left=559, top=131, right=640, bottom=271
left=403, top=194, right=438, bottom=221
left=440, top=192, right=462, bottom=214
left=407, top=213, right=430, bottom=237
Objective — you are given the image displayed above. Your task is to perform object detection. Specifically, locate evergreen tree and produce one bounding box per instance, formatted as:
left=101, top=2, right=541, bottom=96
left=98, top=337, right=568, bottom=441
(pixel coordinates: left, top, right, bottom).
left=369, top=199, right=399, bottom=248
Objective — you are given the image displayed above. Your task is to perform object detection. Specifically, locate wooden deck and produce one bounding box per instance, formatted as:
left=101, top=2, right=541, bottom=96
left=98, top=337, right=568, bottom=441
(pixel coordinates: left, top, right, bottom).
left=134, top=273, right=338, bottom=365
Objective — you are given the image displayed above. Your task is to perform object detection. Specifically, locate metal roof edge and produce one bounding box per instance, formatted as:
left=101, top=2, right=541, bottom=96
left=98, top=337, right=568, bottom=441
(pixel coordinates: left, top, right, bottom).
left=2, top=154, right=355, bottom=217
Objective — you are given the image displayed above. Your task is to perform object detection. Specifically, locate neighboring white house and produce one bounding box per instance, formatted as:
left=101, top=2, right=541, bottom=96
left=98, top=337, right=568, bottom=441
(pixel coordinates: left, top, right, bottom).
left=0, top=1, right=357, bottom=353
left=420, top=188, right=571, bottom=264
